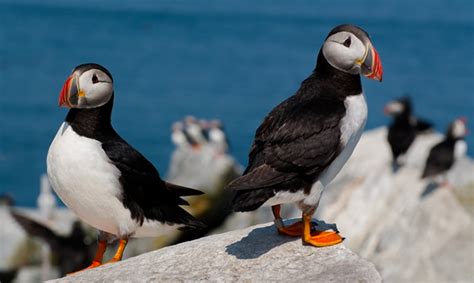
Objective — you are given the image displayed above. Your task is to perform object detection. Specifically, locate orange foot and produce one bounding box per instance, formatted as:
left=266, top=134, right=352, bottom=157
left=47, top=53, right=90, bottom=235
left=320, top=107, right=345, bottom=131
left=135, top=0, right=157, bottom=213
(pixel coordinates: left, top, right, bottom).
left=277, top=220, right=303, bottom=237
left=303, top=231, right=344, bottom=247
left=67, top=261, right=102, bottom=275
left=276, top=220, right=319, bottom=237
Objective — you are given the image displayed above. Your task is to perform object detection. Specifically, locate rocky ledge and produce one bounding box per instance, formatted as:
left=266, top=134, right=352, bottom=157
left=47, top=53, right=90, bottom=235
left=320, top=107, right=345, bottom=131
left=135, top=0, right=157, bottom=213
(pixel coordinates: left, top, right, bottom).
left=50, top=222, right=381, bottom=282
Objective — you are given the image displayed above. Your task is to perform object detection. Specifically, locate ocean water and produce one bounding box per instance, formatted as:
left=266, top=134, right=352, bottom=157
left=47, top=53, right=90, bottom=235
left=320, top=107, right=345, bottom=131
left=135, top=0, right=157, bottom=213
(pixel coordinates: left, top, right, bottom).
left=0, top=0, right=473, bottom=206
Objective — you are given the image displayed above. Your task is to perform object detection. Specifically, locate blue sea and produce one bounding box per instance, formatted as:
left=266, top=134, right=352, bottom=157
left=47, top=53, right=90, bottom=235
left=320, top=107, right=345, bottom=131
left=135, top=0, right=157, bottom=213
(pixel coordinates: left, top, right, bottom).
left=1, top=0, right=473, bottom=206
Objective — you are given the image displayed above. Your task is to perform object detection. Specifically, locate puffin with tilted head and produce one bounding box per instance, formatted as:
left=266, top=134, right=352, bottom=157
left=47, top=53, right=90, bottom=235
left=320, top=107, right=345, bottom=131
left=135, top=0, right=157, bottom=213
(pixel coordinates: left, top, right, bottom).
left=47, top=63, right=205, bottom=272
left=227, top=24, right=383, bottom=247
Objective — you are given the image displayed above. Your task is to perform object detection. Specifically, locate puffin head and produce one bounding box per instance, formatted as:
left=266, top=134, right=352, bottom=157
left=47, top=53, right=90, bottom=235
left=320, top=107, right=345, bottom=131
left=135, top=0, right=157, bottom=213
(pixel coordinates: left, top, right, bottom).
left=322, top=24, right=383, bottom=81
left=384, top=96, right=412, bottom=117
left=448, top=117, right=468, bottom=140
left=172, top=121, right=184, bottom=132
left=59, top=63, right=114, bottom=108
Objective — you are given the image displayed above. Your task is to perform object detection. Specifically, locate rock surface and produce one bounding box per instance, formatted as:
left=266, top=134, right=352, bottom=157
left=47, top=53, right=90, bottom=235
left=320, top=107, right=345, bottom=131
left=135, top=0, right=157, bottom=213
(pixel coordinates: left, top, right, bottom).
left=218, top=127, right=474, bottom=283
left=50, top=222, right=381, bottom=283
left=317, top=128, right=474, bottom=283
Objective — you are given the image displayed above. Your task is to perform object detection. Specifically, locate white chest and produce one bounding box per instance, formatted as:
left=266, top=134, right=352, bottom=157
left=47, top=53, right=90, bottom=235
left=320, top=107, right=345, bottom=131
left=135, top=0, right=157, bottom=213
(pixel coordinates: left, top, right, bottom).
left=46, top=122, right=133, bottom=235
left=171, top=131, right=188, bottom=147
left=321, top=94, right=367, bottom=186
left=454, top=140, right=467, bottom=160
left=304, top=94, right=367, bottom=206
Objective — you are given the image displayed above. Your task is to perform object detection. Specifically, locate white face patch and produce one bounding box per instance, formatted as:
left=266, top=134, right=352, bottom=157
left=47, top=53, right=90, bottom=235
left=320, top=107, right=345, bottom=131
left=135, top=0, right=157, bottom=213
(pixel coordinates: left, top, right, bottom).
left=385, top=101, right=404, bottom=115
left=322, top=31, right=366, bottom=74
left=77, top=69, right=114, bottom=108
left=451, top=119, right=467, bottom=138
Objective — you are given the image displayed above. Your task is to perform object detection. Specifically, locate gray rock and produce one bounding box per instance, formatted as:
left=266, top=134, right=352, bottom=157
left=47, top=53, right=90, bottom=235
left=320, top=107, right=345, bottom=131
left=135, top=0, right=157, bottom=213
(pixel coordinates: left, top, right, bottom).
left=50, top=223, right=382, bottom=283
left=219, top=127, right=474, bottom=282
left=318, top=128, right=474, bottom=283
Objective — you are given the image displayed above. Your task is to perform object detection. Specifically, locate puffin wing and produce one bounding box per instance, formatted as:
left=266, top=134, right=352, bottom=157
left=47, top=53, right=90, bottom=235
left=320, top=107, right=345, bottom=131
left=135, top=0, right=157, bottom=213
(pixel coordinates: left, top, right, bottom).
left=422, top=141, right=454, bottom=178
left=10, top=210, right=65, bottom=250
left=102, top=139, right=205, bottom=229
left=228, top=94, right=345, bottom=191
left=413, top=117, right=433, bottom=132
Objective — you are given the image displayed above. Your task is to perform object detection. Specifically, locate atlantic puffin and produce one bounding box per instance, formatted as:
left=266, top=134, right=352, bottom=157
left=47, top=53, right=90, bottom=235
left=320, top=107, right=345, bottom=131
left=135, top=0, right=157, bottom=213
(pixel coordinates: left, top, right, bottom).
left=385, top=96, right=432, bottom=167
left=11, top=211, right=93, bottom=276
left=208, top=120, right=229, bottom=153
left=171, top=121, right=192, bottom=149
left=227, top=24, right=383, bottom=247
left=184, top=116, right=207, bottom=149
left=422, top=118, right=468, bottom=184
left=47, top=63, right=205, bottom=271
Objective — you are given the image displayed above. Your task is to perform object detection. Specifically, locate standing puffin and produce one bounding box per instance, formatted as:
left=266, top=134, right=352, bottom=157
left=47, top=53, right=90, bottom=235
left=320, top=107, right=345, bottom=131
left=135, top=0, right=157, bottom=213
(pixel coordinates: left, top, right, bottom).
left=208, top=120, right=229, bottom=154
left=227, top=24, right=383, bottom=247
left=171, top=121, right=192, bottom=149
left=47, top=63, right=204, bottom=271
left=385, top=96, right=432, bottom=167
left=422, top=118, right=468, bottom=184
left=184, top=116, right=207, bottom=148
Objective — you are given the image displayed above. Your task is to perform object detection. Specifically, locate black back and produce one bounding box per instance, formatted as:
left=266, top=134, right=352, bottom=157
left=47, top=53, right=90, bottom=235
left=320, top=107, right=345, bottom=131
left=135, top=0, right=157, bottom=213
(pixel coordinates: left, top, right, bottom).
left=387, top=118, right=417, bottom=162
left=387, top=97, right=432, bottom=163
left=422, top=139, right=457, bottom=178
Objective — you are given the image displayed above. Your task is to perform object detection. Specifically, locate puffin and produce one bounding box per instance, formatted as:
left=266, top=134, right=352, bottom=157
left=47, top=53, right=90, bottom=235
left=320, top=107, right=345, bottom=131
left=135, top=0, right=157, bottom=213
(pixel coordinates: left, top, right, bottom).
left=385, top=96, right=432, bottom=167
left=227, top=24, right=383, bottom=247
left=11, top=210, right=93, bottom=276
left=422, top=118, right=468, bottom=184
left=184, top=116, right=207, bottom=149
left=208, top=120, right=229, bottom=153
left=171, top=121, right=191, bottom=149
left=47, top=63, right=205, bottom=271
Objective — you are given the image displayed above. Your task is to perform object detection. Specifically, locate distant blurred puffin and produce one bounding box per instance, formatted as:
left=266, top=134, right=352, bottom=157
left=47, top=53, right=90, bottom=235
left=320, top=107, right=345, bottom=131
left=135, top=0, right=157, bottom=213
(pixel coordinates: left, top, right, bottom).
left=208, top=120, right=229, bottom=153
left=171, top=121, right=193, bottom=149
left=227, top=24, right=383, bottom=247
left=385, top=96, right=432, bottom=166
left=11, top=211, right=93, bottom=276
left=422, top=118, right=468, bottom=184
left=184, top=116, right=207, bottom=149
left=47, top=63, right=204, bottom=271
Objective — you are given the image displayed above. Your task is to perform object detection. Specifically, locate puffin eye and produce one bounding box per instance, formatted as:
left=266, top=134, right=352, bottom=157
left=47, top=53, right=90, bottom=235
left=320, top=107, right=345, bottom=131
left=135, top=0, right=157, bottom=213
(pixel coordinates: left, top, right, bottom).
left=342, top=36, right=351, bottom=47
left=92, top=74, right=99, bottom=84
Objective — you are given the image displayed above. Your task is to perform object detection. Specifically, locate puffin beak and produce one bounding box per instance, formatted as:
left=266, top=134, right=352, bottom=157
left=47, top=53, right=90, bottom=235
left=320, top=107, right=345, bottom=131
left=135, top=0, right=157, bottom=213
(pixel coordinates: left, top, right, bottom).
left=59, top=74, right=82, bottom=108
left=361, top=43, right=383, bottom=82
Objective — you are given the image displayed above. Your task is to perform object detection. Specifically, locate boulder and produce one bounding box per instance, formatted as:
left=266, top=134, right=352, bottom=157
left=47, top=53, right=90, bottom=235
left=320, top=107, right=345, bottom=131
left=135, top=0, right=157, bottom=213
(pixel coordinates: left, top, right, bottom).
left=50, top=222, right=381, bottom=282
left=218, top=127, right=474, bottom=282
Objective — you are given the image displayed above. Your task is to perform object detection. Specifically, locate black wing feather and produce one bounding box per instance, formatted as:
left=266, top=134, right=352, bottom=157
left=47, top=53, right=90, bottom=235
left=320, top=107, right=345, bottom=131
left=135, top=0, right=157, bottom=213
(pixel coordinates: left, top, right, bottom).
left=10, top=210, right=65, bottom=250
left=229, top=92, right=345, bottom=211
left=422, top=141, right=455, bottom=178
left=102, top=138, right=205, bottom=229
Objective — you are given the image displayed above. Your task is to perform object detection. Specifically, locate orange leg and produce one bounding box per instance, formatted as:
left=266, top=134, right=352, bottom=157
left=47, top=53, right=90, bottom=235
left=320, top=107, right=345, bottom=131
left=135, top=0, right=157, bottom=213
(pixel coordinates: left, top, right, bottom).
left=302, top=211, right=343, bottom=247
left=105, top=239, right=128, bottom=264
left=272, top=205, right=304, bottom=237
left=68, top=240, right=107, bottom=275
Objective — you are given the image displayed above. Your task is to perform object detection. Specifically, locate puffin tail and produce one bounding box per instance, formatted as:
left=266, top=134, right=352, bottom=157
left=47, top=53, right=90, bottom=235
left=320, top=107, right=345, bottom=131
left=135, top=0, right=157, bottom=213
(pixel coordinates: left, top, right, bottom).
left=165, top=182, right=204, bottom=196
left=175, top=208, right=207, bottom=231
left=231, top=189, right=275, bottom=212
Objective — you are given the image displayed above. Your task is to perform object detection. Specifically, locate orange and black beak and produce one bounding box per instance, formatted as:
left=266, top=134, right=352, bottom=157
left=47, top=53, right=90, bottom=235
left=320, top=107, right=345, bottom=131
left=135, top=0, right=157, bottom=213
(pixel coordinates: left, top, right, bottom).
left=59, top=74, right=81, bottom=108
left=361, top=43, right=383, bottom=82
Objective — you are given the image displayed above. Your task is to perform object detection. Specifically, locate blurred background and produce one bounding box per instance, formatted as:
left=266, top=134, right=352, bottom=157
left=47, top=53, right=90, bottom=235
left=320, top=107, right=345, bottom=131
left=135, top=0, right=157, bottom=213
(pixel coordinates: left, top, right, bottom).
left=0, top=0, right=473, bottom=282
